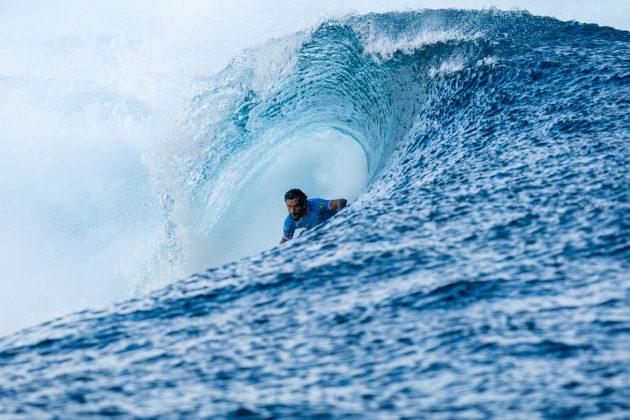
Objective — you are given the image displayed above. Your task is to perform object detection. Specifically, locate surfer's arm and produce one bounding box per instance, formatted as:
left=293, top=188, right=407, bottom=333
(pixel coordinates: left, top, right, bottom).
left=281, top=218, right=294, bottom=244
left=328, top=198, right=347, bottom=211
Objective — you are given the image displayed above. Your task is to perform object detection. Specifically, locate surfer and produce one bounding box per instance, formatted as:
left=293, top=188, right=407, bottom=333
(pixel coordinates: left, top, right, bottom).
left=280, top=188, right=347, bottom=243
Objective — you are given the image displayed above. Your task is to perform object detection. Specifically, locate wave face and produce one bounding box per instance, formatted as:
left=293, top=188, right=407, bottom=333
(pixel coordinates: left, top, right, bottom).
left=1, top=10, right=629, bottom=418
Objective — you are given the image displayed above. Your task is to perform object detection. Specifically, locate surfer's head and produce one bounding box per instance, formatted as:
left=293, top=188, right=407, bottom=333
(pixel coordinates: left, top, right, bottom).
left=284, top=188, right=307, bottom=221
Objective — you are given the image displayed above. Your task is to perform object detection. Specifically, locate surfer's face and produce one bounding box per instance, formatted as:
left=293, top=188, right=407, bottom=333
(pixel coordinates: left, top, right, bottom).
left=286, top=198, right=306, bottom=221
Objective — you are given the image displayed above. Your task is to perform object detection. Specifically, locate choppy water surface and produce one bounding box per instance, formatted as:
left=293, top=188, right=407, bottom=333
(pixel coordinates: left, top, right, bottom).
left=1, top=10, right=629, bottom=418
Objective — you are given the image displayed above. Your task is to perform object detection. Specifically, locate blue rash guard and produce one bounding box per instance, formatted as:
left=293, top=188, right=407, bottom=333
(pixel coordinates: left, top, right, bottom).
left=283, top=198, right=337, bottom=241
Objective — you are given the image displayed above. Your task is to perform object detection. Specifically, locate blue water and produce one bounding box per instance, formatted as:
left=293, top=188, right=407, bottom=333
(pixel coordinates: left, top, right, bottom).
left=1, top=9, right=629, bottom=418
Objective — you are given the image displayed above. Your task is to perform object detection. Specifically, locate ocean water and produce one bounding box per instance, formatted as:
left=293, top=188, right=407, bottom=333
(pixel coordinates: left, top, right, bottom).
left=1, top=7, right=629, bottom=418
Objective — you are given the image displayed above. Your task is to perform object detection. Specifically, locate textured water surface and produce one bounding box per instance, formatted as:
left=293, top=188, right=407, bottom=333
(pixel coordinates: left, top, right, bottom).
left=1, top=9, right=629, bottom=418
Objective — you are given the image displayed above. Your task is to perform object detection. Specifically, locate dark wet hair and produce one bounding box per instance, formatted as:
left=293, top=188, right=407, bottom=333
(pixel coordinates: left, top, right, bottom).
left=284, top=188, right=307, bottom=203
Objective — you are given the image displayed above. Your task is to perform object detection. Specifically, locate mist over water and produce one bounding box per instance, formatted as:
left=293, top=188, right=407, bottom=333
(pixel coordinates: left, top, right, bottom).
left=0, top=0, right=628, bottom=336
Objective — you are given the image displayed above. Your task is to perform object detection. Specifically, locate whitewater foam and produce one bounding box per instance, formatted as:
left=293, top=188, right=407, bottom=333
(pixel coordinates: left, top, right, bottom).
left=361, top=27, right=482, bottom=62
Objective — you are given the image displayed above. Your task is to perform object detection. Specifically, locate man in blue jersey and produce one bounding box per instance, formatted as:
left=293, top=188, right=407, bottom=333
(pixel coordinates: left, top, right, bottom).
left=280, top=188, right=347, bottom=243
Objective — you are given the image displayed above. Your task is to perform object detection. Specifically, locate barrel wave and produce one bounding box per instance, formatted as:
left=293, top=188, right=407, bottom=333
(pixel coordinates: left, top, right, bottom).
left=1, top=10, right=629, bottom=418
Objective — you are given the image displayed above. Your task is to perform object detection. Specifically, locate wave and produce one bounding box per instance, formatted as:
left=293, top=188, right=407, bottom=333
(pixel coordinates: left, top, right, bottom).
left=0, top=9, right=629, bottom=418
left=150, top=9, right=628, bottom=268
